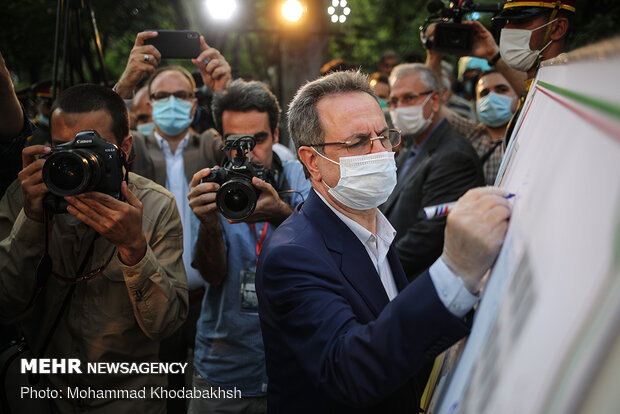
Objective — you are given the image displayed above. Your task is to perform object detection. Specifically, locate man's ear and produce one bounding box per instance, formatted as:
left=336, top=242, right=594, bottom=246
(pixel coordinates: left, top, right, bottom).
left=550, top=17, right=569, bottom=41
left=191, top=98, right=198, bottom=118
left=120, top=134, right=133, bottom=156
left=432, top=91, right=442, bottom=112
left=298, top=146, right=322, bottom=181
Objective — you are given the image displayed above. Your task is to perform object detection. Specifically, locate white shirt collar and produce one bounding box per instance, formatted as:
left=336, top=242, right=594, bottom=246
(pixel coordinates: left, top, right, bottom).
left=314, top=190, right=396, bottom=248
left=154, top=131, right=190, bottom=154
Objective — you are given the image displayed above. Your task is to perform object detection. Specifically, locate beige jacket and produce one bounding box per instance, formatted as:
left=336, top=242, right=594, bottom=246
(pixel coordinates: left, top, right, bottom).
left=0, top=172, right=188, bottom=413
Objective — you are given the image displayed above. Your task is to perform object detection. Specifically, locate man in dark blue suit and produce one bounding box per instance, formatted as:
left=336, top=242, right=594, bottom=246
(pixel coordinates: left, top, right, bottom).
left=255, top=71, right=512, bottom=413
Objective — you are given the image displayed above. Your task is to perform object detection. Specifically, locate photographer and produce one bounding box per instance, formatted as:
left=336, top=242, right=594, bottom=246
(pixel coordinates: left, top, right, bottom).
left=187, top=80, right=310, bottom=413
left=0, top=84, right=188, bottom=413
left=422, top=1, right=527, bottom=96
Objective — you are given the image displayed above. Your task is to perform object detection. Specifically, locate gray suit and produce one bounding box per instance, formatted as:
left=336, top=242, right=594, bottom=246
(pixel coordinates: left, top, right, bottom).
left=381, top=119, right=484, bottom=281
left=130, top=129, right=224, bottom=186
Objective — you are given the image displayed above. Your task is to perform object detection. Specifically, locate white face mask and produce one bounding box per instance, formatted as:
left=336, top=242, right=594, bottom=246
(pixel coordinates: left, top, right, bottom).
left=313, top=148, right=397, bottom=210
left=499, top=18, right=557, bottom=72
left=389, top=93, right=433, bottom=137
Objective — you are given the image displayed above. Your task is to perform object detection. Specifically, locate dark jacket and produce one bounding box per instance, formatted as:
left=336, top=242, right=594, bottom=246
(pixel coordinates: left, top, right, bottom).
left=382, top=120, right=484, bottom=281
left=256, top=189, right=470, bottom=413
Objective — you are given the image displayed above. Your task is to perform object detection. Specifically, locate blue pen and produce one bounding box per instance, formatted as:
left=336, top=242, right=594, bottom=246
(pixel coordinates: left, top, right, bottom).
left=423, top=193, right=515, bottom=219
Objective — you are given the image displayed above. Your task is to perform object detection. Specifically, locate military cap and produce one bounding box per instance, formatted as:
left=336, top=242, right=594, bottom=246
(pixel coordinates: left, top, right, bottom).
left=495, top=0, right=576, bottom=20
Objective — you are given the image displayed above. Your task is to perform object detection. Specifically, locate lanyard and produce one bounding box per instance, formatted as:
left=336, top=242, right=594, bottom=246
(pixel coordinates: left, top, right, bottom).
left=250, top=222, right=269, bottom=261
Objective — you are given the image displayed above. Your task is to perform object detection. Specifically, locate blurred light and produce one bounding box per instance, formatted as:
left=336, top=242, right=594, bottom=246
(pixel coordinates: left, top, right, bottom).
left=205, top=0, right=238, bottom=20
left=282, top=0, right=304, bottom=22
left=327, top=0, right=351, bottom=24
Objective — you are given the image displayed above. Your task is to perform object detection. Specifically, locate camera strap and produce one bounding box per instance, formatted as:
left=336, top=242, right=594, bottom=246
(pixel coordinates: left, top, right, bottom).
left=480, top=140, right=503, bottom=165
left=24, top=222, right=100, bottom=386
left=271, top=152, right=289, bottom=194
left=119, top=150, right=130, bottom=203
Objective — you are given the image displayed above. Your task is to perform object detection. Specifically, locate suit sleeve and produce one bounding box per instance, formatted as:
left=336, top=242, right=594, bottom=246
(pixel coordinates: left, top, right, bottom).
left=396, top=149, right=484, bottom=279
left=257, top=242, right=469, bottom=407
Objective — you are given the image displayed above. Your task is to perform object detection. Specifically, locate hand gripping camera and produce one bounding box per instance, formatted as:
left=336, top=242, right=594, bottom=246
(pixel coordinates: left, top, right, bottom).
left=421, top=0, right=502, bottom=55
left=41, top=130, right=125, bottom=213
left=202, top=135, right=274, bottom=221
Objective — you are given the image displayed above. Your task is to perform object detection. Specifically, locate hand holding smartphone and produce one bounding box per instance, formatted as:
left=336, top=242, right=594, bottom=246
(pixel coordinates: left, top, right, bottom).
left=144, top=30, right=201, bottom=59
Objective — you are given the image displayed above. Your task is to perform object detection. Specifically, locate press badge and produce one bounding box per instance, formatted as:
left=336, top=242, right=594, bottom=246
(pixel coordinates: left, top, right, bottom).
left=240, top=268, right=259, bottom=313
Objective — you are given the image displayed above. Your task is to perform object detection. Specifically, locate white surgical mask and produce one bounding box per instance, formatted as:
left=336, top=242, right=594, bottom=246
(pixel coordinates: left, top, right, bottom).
left=389, top=93, right=433, bottom=137
left=499, top=18, right=557, bottom=72
left=313, top=148, right=397, bottom=210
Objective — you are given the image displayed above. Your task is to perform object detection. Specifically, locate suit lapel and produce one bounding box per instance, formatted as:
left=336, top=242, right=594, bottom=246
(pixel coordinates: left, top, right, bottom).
left=302, top=190, right=390, bottom=316
left=387, top=246, right=408, bottom=292
left=146, top=132, right=167, bottom=186
left=183, top=134, right=201, bottom=184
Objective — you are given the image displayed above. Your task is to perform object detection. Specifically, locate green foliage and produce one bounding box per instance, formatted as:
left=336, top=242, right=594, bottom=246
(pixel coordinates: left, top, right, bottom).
left=327, top=0, right=505, bottom=72
left=1, top=0, right=180, bottom=87
left=2, top=0, right=619, bottom=89
left=569, top=0, right=620, bottom=50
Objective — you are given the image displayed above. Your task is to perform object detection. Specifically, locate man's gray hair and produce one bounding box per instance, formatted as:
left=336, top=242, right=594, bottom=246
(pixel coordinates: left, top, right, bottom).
left=388, top=63, right=440, bottom=92
left=287, top=71, right=375, bottom=154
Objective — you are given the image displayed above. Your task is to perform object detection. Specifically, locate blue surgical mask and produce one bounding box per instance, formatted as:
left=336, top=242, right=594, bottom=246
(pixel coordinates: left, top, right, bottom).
left=477, top=92, right=515, bottom=128
left=136, top=122, right=155, bottom=136
left=378, top=98, right=387, bottom=109
left=152, top=96, right=193, bottom=136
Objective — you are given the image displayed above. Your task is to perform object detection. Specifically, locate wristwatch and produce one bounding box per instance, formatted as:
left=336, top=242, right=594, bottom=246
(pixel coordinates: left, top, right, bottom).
left=488, top=52, right=501, bottom=67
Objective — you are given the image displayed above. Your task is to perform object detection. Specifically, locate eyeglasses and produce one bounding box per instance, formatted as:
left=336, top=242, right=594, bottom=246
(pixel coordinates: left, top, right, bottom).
left=312, top=129, right=401, bottom=156
left=386, top=90, right=433, bottom=109
left=150, top=90, right=195, bottom=101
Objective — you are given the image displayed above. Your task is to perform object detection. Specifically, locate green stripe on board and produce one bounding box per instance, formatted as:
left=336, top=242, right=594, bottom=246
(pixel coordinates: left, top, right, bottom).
left=537, top=81, right=620, bottom=120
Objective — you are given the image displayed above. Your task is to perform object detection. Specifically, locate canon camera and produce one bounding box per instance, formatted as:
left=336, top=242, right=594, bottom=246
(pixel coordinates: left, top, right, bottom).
left=41, top=130, right=124, bottom=213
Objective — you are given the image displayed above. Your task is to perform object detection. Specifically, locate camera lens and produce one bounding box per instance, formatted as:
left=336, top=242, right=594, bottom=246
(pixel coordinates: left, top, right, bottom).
left=42, top=150, right=102, bottom=196
left=224, top=189, right=249, bottom=212
left=216, top=178, right=258, bottom=221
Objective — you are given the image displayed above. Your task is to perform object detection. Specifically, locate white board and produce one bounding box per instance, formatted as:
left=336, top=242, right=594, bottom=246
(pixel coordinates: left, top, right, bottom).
left=434, top=38, right=620, bottom=414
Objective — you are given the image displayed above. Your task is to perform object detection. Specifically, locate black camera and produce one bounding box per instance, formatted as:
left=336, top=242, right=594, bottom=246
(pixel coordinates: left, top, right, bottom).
left=41, top=130, right=125, bottom=213
left=422, top=0, right=502, bottom=55
left=201, top=135, right=273, bottom=221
